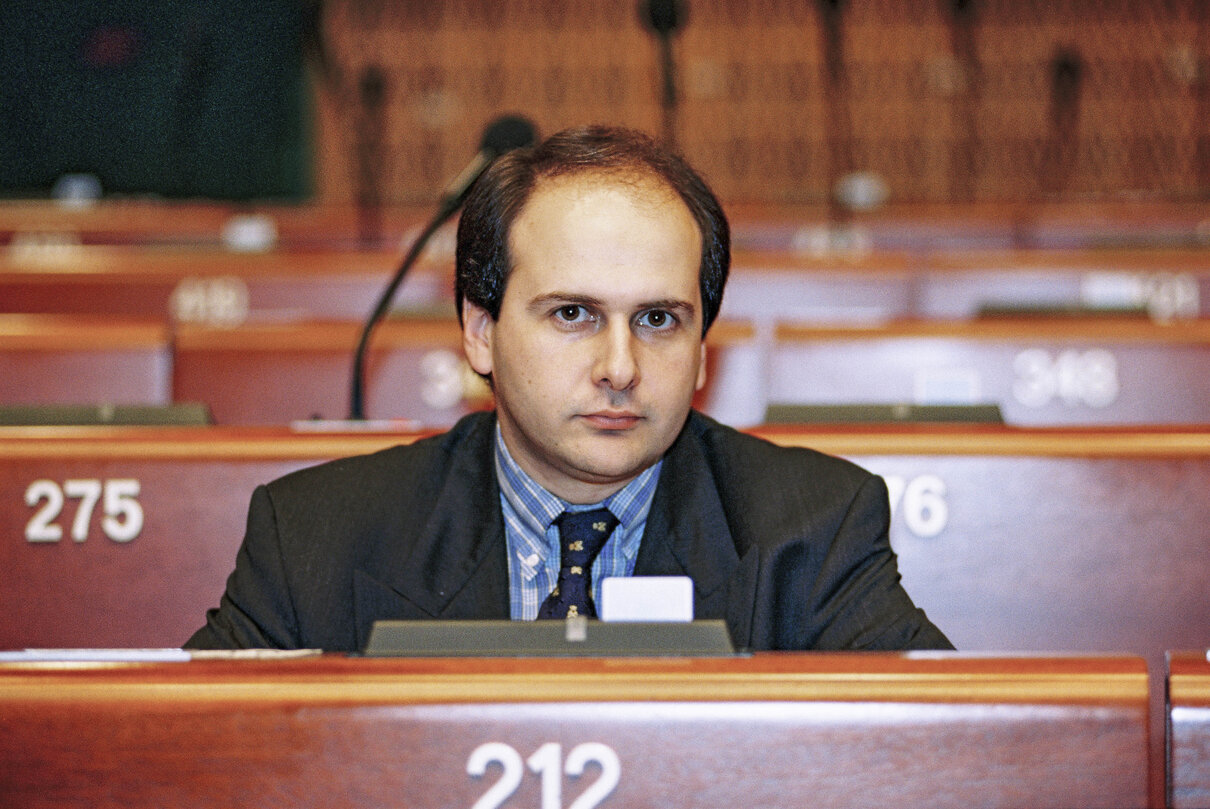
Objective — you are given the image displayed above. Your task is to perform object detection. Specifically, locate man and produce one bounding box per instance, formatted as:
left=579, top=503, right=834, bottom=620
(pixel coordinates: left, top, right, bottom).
left=186, top=126, right=950, bottom=651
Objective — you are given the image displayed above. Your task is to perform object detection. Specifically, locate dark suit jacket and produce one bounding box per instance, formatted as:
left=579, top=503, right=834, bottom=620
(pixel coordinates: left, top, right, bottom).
left=186, top=411, right=951, bottom=652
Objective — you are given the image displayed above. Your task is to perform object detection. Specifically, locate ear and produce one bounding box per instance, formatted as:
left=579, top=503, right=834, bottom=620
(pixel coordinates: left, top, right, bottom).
left=694, top=341, right=707, bottom=391
left=462, top=299, right=496, bottom=378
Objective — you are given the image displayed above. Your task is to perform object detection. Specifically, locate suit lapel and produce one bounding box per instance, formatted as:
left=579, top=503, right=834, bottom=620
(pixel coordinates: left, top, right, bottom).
left=634, top=416, right=753, bottom=648
left=353, top=415, right=510, bottom=645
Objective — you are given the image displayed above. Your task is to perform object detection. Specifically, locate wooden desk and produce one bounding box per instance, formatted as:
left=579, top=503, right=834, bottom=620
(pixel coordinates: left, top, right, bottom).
left=0, top=245, right=450, bottom=323
left=724, top=199, right=1210, bottom=252
left=0, top=200, right=433, bottom=247
left=766, top=317, right=1210, bottom=426
left=2, top=424, right=1208, bottom=662
left=0, top=315, right=170, bottom=406
left=172, top=318, right=478, bottom=426
left=171, top=319, right=756, bottom=426
left=0, top=653, right=1150, bottom=809
left=922, top=248, right=1210, bottom=320
left=1169, top=651, right=1210, bottom=809
left=5, top=197, right=1206, bottom=251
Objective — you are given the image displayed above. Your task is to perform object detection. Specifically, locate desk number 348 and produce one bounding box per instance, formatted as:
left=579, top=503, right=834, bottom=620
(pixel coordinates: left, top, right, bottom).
left=468, top=742, right=620, bottom=809
left=24, top=479, right=143, bottom=543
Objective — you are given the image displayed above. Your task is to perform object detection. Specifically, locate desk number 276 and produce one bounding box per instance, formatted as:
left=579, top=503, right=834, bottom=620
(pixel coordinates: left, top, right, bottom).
left=24, top=479, right=143, bottom=543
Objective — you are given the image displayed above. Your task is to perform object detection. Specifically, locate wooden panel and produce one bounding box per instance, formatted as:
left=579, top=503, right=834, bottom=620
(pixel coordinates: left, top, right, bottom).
left=0, top=654, right=1150, bottom=809
left=2, top=424, right=1209, bottom=660
left=302, top=1, right=1205, bottom=204
left=171, top=319, right=477, bottom=426
left=171, top=319, right=755, bottom=426
left=1169, top=651, right=1210, bottom=809
left=763, top=317, right=1210, bottom=426
left=921, top=248, right=1210, bottom=320
left=0, top=201, right=433, bottom=247
left=0, top=245, right=450, bottom=323
left=6, top=211, right=1210, bottom=332
left=6, top=199, right=1207, bottom=252
left=0, top=315, right=170, bottom=406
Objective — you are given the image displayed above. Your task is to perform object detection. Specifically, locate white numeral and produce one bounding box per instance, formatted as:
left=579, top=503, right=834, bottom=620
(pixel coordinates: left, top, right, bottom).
left=468, top=743, right=524, bottom=809
left=1146, top=272, right=1200, bottom=321
left=24, top=479, right=144, bottom=543
left=528, top=742, right=562, bottom=809
left=565, top=743, right=621, bottom=809
left=1013, top=348, right=1119, bottom=408
left=24, top=480, right=64, bottom=542
left=102, top=479, right=144, bottom=542
left=63, top=479, right=103, bottom=542
left=884, top=474, right=949, bottom=538
left=468, top=742, right=620, bottom=809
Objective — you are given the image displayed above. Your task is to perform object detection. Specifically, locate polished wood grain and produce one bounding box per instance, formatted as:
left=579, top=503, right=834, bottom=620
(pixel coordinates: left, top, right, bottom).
left=765, top=316, right=1210, bottom=425
left=0, top=244, right=450, bottom=322
left=2, top=423, right=1209, bottom=662
left=0, top=315, right=170, bottom=406
left=0, top=653, right=1150, bottom=809
left=170, top=318, right=755, bottom=425
left=172, top=318, right=476, bottom=426
left=1169, top=651, right=1210, bottom=809
left=6, top=218, right=1210, bottom=327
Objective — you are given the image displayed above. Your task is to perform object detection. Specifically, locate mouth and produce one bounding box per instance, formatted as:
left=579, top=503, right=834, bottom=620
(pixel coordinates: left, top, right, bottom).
left=581, top=411, right=642, bottom=430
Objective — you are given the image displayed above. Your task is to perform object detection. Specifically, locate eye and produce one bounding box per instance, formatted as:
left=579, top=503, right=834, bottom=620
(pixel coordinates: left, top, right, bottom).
left=552, top=304, right=596, bottom=327
left=636, top=309, right=677, bottom=331
left=556, top=305, right=584, bottom=321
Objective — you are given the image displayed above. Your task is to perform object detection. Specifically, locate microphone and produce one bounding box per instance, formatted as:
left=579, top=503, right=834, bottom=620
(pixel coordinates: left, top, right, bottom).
left=348, top=115, right=537, bottom=420
left=436, top=115, right=537, bottom=218
left=355, top=65, right=388, bottom=248
left=1043, top=47, right=1082, bottom=194
left=639, top=0, right=687, bottom=147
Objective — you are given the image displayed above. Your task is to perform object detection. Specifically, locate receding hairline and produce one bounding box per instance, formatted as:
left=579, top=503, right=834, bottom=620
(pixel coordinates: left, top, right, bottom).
left=511, top=166, right=702, bottom=238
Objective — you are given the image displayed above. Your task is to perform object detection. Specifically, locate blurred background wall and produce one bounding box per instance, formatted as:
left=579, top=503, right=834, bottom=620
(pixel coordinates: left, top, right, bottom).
left=3, top=0, right=1208, bottom=207
left=302, top=0, right=1210, bottom=206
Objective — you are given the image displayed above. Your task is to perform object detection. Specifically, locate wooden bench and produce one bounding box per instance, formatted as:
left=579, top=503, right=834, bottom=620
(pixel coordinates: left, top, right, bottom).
left=0, top=314, right=170, bottom=406
left=171, top=318, right=477, bottom=426
left=1169, top=651, right=1210, bottom=809
left=1, top=423, right=1207, bottom=661
left=170, top=318, right=756, bottom=426
left=0, top=653, right=1150, bottom=809
left=0, top=245, right=450, bottom=323
left=764, top=317, right=1210, bottom=425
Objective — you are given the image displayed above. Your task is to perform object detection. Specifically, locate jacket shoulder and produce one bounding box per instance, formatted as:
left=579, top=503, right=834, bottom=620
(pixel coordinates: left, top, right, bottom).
left=263, top=412, right=493, bottom=522
left=685, top=411, right=875, bottom=496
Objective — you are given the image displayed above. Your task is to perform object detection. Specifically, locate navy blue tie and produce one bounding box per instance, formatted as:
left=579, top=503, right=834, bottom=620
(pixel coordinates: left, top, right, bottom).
left=537, top=508, right=619, bottom=619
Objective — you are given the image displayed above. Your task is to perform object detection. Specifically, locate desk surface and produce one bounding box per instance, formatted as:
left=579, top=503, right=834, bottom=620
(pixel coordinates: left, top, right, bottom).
left=0, top=653, right=1149, bottom=809
left=2, top=423, right=1209, bottom=655
left=0, top=315, right=171, bottom=406
left=763, top=316, right=1210, bottom=426
left=1169, top=651, right=1210, bottom=809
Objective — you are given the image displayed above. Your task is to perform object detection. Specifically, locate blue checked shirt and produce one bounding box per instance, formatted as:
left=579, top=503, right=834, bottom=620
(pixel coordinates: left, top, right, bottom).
left=494, top=426, right=661, bottom=620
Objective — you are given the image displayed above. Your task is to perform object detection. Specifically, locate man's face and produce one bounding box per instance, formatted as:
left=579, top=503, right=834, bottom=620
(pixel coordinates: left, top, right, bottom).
left=463, top=173, right=707, bottom=504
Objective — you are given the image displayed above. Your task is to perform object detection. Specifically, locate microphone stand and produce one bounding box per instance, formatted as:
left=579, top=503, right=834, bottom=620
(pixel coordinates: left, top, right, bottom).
left=348, top=204, right=457, bottom=421
left=348, top=115, right=536, bottom=421
left=640, top=0, right=686, bottom=149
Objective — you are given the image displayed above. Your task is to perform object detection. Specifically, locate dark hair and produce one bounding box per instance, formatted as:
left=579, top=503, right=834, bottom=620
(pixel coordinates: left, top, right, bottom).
left=455, top=125, right=730, bottom=334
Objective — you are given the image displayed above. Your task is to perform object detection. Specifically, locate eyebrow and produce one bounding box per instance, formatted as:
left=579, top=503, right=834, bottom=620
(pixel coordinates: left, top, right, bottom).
left=527, top=293, right=698, bottom=319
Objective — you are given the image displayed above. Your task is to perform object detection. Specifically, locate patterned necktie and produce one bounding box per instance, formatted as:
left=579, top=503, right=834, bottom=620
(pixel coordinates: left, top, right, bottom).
left=537, top=507, right=619, bottom=619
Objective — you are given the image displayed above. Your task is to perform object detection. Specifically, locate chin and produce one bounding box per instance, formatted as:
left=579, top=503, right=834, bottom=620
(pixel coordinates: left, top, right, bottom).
left=576, top=446, right=661, bottom=481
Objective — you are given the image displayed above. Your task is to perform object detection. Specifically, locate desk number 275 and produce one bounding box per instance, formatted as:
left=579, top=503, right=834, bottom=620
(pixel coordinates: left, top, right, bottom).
left=24, top=479, right=143, bottom=543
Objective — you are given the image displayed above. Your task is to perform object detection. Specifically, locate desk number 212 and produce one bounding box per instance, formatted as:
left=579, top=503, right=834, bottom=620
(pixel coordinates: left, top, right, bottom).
left=468, top=742, right=620, bottom=809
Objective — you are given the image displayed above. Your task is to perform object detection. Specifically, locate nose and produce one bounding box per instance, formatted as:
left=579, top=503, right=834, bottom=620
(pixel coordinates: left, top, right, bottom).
left=594, top=321, right=639, bottom=392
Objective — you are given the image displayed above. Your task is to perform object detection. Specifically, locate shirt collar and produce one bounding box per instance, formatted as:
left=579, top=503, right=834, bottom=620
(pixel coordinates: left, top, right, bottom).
left=494, top=424, right=661, bottom=541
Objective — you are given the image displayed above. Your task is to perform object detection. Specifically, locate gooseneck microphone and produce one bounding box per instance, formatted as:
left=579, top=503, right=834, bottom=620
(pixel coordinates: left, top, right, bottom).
left=348, top=115, right=537, bottom=420
left=640, top=0, right=687, bottom=147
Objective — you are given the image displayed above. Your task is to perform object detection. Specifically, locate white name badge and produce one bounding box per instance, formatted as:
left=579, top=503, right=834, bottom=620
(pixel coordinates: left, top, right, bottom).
left=600, top=576, right=694, bottom=622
